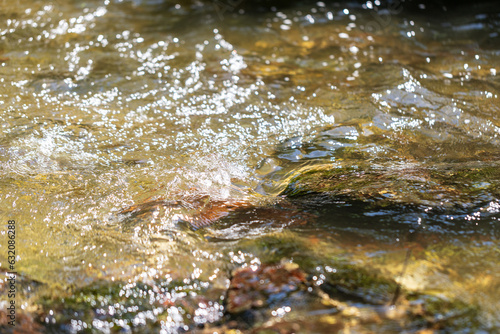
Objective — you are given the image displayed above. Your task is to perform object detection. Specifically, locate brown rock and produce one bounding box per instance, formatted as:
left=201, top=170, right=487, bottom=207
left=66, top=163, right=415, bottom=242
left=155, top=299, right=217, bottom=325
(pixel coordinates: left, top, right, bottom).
left=226, top=263, right=307, bottom=314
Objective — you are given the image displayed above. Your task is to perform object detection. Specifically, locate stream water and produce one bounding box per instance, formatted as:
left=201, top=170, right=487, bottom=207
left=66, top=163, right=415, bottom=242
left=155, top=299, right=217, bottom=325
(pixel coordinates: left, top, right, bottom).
left=0, top=0, right=499, bottom=333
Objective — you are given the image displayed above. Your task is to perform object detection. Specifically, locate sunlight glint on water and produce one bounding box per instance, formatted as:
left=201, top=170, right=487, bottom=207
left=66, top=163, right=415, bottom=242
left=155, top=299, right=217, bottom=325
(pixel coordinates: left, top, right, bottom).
left=0, top=0, right=499, bottom=331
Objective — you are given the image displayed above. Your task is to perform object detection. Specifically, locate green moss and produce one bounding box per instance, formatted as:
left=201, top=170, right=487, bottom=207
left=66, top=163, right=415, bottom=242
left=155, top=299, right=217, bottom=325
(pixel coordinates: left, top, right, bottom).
left=235, top=232, right=398, bottom=305
left=38, top=281, right=160, bottom=332
left=407, top=293, right=482, bottom=331
left=36, top=278, right=221, bottom=333
left=281, top=162, right=500, bottom=208
left=237, top=232, right=312, bottom=262
left=282, top=166, right=370, bottom=197
left=321, top=263, right=398, bottom=305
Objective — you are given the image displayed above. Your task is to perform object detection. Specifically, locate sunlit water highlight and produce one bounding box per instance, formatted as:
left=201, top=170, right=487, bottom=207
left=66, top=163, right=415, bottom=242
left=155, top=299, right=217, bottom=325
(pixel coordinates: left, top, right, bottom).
left=0, top=0, right=499, bottom=332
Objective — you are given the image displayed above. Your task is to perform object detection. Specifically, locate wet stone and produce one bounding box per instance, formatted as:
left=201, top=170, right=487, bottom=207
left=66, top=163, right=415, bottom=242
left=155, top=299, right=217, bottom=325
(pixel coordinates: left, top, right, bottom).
left=281, top=162, right=500, bottom=210
left=1, top=0, right=499, bottom=332
left=226, top=262, right=307, bottom=315
left=0, top=310, right=43, bottom=334
left=34, top=279, right=226, bottom=333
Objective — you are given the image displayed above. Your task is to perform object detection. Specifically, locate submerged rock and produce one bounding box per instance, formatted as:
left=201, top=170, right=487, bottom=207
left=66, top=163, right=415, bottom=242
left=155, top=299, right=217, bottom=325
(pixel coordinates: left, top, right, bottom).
left=35, top=278, right=225, bottom=333
left=226, top=262, right=308, bottom=315
left=28, top=232, right=490, bottom=333
left=0, top=310, right=43, bottom=334
left=210, top=241, right=483, bottom=332
left=0, top=269, right=44, bottom=334
left=119, top=193, right=314, bottom=231
left=216, top=233, right=483, bottom=332
left=281, top=162, right=500, bottom=209
left=120, top=195, right=254, bottom=229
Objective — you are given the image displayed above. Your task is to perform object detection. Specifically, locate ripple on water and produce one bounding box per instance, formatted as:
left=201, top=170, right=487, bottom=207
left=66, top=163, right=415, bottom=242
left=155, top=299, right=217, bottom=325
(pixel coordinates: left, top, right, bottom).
left=0, top=0, right=499, bottom=332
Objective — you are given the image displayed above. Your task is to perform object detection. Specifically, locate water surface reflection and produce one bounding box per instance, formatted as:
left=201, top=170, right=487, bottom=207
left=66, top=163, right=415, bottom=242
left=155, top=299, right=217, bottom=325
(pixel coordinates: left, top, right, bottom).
left=0, top=0, right=499, bottom=332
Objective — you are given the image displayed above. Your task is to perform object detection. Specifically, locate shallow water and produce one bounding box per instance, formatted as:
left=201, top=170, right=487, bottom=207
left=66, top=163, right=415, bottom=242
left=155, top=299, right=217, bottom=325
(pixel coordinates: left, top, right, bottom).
left=0, top=0, right=499, bottom=332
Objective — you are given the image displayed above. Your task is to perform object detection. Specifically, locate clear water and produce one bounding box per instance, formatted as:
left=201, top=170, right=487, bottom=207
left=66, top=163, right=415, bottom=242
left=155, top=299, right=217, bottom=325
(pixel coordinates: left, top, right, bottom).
left=0, top=0, right=499, bottom=332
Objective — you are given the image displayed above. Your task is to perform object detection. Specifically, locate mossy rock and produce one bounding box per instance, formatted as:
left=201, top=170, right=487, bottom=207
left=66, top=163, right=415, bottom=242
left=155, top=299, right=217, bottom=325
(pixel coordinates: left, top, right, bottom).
left=35, top=279, right=225, bottom=333
left=226, top=234, right=488, bottom=332
left=31, top=233, right=490, bottom=333
left=281, top=162, right=500, bottom=209
left=212, top=232, right=488, bottom=332
left=406, top=293, right=483, bottom=332
left=235, top=233, right=399, bottom=306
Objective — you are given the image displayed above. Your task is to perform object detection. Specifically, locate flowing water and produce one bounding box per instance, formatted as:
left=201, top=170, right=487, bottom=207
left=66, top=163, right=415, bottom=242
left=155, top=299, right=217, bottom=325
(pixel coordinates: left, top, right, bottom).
left=0, top=0, right=499, bottom=333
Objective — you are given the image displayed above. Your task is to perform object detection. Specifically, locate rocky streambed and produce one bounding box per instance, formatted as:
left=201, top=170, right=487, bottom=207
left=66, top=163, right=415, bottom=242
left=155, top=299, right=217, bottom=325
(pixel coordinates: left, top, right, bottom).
left=1, top=0, right=499, bottom=333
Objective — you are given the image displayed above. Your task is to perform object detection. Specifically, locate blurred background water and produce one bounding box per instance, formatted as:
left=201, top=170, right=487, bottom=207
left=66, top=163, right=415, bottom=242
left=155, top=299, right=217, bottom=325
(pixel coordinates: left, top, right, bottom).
left=0, top=0, right=499, bottom=332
